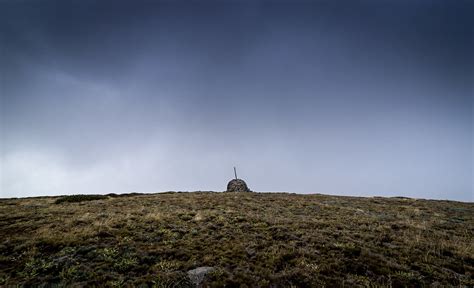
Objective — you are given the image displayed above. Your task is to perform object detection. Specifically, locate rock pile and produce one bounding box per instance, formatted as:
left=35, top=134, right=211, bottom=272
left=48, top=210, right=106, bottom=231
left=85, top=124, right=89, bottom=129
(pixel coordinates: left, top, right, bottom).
left=226, top=179, right=251, bottom=192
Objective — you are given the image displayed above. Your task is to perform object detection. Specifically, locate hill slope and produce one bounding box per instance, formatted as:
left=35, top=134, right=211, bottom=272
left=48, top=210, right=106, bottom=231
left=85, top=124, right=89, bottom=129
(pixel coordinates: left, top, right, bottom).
left=0, top=192, right=472, bottom=287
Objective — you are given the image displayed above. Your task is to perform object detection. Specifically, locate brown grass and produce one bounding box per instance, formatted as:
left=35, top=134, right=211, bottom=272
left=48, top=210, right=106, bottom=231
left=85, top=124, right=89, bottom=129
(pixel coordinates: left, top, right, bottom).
left=0, top=192, right=472, bottom=287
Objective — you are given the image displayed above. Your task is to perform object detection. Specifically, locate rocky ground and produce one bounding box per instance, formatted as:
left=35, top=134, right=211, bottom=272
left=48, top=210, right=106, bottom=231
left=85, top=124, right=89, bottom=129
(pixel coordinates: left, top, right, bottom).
left=0, top=192, right=472, bottom=287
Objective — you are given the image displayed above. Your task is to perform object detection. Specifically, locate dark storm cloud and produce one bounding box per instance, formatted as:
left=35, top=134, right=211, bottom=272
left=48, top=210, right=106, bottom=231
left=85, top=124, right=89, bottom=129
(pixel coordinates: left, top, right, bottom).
left=0, top=0, right=472, bottom=200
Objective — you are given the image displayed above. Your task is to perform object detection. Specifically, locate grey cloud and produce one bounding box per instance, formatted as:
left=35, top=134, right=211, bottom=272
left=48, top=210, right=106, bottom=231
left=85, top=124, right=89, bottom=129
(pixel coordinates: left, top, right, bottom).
left=1, top=0, right=472, bottom=201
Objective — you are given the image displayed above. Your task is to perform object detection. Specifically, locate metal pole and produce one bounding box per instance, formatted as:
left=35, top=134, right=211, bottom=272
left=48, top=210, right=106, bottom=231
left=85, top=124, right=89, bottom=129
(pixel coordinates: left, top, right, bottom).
left=234, top=166, right=238, bottom=179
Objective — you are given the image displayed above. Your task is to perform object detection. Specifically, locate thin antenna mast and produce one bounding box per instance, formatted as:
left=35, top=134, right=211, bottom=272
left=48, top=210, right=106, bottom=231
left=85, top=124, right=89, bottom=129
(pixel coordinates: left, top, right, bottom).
left=234, top=166, right=238, bottom=179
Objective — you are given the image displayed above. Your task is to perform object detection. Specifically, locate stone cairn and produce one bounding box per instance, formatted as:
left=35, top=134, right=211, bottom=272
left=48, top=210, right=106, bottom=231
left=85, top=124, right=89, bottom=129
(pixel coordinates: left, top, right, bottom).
left=226, top=167, right=251, bottom=192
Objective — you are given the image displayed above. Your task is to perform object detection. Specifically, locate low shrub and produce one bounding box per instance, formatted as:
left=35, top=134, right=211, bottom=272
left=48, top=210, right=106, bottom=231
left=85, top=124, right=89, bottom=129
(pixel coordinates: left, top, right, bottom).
left=55, top=195, right=108, bottom=204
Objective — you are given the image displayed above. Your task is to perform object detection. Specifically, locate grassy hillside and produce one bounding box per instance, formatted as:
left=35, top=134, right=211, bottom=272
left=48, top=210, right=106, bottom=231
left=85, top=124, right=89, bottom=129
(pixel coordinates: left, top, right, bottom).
left=0, top=192, right=472, bottom=287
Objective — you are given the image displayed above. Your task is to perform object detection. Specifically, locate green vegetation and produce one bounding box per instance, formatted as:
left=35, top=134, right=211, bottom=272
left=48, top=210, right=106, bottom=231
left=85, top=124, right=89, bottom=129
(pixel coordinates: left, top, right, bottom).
left=54, top=194, right=108, bottom=204
left=0, top=192, right=472, bottom=287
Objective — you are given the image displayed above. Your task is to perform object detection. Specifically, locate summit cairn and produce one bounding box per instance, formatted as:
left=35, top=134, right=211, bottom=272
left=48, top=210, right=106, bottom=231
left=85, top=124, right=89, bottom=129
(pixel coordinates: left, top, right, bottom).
left=226, top=167, right=251, bottom=192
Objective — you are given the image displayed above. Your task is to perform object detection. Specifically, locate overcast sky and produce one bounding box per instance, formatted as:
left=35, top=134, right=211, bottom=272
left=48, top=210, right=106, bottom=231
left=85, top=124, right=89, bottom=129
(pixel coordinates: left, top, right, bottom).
left=0, top=0, right=472, bottom=201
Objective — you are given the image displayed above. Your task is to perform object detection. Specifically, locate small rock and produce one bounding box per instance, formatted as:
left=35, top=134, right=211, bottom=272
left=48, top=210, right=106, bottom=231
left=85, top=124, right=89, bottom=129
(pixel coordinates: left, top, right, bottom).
left=245, top=248, right=256, bottom=257
left=187, top=266, right=215, bottom=287
left=52, top=255, right=74, bottom=267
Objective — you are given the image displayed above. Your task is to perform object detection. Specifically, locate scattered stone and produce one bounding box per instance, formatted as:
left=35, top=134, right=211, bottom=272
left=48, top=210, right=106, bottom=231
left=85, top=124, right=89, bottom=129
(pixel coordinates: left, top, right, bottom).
left=245, top=248, right=256, bottom=257
left=226, top=179, right=251, bottom=192
left=52, top=255, right=74, bottom=267
left=187, top=266, right=215, bottom=287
